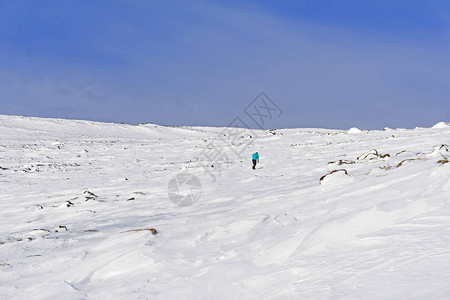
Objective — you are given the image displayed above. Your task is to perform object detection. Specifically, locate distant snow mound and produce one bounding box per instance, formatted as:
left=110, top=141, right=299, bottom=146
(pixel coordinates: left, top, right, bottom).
left=432, top=122, right=450, bottom=129
left=348, top=127, right=362, bottom=134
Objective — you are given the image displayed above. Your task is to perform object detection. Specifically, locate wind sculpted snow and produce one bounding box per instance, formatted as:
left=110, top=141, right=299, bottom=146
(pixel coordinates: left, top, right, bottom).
left=0, top=115, right=449, bottom=299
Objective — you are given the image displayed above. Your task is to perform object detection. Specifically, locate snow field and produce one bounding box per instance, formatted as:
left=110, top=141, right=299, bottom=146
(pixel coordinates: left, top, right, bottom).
left=0, top=115, right=449, bottom=299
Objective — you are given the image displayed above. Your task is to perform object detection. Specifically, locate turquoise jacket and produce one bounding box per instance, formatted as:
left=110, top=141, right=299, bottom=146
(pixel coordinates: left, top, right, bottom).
left=252, top=152, right=259, bottom=160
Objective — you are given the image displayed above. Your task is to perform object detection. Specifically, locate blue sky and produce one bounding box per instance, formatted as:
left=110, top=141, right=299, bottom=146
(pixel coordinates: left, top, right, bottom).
left=1, top=0, right=449, bottom=129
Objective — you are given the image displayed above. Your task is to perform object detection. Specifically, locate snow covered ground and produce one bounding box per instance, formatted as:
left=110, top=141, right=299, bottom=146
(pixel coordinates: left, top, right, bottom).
left=1, top=114, right=449, bottom=299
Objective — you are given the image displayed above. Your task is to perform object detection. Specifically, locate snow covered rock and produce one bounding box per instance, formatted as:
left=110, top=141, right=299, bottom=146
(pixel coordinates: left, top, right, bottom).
left=425, top=144, right=449, bottom=158
left=319, top=169, right=354, bottom=186
left=348, top=127, right=363, bottom=134
left=432, top=121, right=450, bottom=129
left=265, top=129, right=280, bottom=135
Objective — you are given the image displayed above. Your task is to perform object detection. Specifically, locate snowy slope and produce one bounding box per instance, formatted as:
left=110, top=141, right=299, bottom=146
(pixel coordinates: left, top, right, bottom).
left=0, top=115, right=449, bottom=299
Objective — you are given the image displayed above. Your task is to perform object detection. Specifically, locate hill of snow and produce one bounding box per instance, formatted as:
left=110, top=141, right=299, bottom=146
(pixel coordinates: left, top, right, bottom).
left=432, top=121, right=450, bottom=129
left=1, top=115, right=449, bottom=299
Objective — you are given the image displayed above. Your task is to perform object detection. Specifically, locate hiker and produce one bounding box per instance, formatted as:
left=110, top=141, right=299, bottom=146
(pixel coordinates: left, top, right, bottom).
left=252, top=152, right=259, bottom=169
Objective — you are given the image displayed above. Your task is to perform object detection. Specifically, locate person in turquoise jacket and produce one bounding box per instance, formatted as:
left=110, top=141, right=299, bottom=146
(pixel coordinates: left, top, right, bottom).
left=252, top=152, right=259, bottom=169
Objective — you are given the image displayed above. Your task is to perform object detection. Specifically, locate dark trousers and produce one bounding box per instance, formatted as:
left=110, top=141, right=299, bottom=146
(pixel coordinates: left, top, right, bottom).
left=252, top=159, right=257, bottom=169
